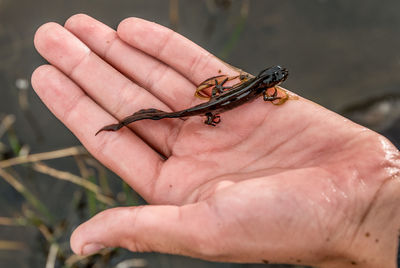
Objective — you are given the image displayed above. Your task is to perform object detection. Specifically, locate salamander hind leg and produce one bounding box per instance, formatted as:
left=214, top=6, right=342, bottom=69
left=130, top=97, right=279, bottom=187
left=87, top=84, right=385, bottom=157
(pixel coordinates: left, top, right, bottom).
left=204, top=112, right=221, bottom=126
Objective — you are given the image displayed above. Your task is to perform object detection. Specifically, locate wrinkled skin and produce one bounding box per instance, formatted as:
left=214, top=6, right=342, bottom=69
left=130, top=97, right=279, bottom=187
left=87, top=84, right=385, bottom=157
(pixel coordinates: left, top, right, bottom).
left=32, top=14, right=400, bottom=268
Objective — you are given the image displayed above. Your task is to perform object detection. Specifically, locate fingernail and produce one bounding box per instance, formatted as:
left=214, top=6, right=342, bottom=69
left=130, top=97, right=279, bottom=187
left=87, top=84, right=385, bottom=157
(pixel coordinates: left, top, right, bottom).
left=82, top=243, right=105, bottom=255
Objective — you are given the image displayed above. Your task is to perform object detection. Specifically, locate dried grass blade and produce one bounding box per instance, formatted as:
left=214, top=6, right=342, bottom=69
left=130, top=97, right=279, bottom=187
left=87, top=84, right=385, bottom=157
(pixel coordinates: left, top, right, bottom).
left=32, top=162, right=115, bottom=206
left=0, top=168, right=52, bottom=221
left=0, top=146, right=87, bottom=168
left=0, top=240, right=26, bottom=250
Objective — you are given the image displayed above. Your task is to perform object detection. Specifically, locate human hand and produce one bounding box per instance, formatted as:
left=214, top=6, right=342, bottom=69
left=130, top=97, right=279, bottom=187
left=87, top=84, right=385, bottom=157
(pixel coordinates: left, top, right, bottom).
left=32, top=14, right=400, bottom=268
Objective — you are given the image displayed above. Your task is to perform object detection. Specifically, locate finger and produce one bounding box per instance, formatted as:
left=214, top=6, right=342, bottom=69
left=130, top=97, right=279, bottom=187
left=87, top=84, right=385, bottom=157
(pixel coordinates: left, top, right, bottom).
left=117, top=17, right=239, bottom=86
left=64, top=14, right=199, bottom=111
left=70, top=203, right=219, bottom=259
left=31, top=65, right=163, bottom=201
left=34, top=22, right=179, bottom=157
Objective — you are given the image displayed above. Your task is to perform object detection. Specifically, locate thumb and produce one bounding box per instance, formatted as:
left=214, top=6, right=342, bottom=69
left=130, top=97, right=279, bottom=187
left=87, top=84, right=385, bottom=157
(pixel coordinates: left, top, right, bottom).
left=70, top=202, right=217, bottom=258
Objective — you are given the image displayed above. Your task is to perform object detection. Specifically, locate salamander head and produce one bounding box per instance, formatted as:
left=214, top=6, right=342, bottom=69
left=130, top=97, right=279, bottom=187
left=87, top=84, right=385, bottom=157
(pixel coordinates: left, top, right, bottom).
left=258, top=66, right=289, bottom=87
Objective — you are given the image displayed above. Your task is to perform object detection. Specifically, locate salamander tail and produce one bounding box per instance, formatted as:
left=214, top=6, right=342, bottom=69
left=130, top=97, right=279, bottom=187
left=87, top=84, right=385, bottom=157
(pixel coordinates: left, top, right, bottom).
left=95, top=108, right=174, bottom=136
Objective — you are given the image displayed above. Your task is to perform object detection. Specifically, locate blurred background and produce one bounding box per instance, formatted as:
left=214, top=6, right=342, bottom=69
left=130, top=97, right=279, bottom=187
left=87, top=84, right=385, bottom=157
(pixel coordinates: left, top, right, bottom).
left=0, top=0, right=399, bottom=267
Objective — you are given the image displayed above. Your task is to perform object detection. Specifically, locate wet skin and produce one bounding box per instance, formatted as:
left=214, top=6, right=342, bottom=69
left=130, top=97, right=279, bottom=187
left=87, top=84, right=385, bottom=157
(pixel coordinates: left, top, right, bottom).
left=96, top=66, right=288, bottom=135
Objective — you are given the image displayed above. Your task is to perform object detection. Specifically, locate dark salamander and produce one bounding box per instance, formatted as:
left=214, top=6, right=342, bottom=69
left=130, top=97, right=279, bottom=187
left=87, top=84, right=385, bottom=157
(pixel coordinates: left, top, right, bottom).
left=96, top=65, right=289, bottom=135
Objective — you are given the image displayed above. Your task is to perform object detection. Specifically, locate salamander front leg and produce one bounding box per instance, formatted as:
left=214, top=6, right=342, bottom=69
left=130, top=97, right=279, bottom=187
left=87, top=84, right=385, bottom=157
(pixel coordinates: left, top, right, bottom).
left=211, top=77, right=229, bottom=97
left=263, top=87, right=281, bottom=102
left=204, top=112, right=221, bottom=126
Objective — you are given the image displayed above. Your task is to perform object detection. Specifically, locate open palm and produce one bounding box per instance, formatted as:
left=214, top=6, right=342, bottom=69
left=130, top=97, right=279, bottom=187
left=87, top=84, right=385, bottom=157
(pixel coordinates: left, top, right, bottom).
left=32, top=14, right=400, bottom=267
